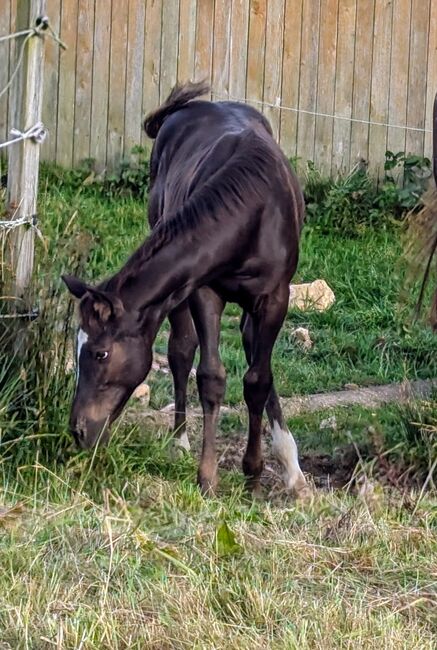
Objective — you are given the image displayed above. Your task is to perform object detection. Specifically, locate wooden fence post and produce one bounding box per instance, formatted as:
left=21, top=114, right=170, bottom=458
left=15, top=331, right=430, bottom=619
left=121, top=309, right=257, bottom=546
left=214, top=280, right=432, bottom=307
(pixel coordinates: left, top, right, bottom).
left=6, top=0, right=46, bottom=302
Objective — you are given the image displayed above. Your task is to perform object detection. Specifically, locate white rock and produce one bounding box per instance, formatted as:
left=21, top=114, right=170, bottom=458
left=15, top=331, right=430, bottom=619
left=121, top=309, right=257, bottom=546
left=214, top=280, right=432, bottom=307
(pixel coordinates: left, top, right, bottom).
left=291, top=327, right=313, bottom=350
left=289, top=279, right=335, bottom=312
left=160, top=402, right=175, bottom=413
left=320, top=415, right=337, bottom=431
left=132, top=383, right=150, bottom=405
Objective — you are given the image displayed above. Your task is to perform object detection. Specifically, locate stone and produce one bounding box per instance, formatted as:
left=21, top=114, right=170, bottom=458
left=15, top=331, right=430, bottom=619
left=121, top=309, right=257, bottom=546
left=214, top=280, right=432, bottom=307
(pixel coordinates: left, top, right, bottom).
left=132, top=383, right=150, bottom=405
left=291, top=327, right=313, bottom=350
left=289, top=279, right=335, bottom=312
left=320, top=415, right=337, bottom=431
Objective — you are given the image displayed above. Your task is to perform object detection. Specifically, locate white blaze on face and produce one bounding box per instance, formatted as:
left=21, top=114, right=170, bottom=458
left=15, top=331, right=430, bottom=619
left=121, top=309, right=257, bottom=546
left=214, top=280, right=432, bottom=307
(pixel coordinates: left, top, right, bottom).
left=76, top=328, right=88, bottom=384
left=271, top=421, right=307, bottom=492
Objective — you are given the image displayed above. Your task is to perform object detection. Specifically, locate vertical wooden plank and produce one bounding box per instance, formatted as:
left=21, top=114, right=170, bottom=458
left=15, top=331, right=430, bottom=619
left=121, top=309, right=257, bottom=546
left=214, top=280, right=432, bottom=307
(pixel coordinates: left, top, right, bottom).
left=314, top=0, right=338, bottom=175
left=142, top=0, right=162, bottom=148
left=7, top=0, right=17, bottom=140
left=246, top=0, right=266, bottom=108
left=297, top=0, right=320, bottom=168
left=7, top=0, right=46, bottom=298
left=107, top=0, right=128, bottom=168
left=178, top=0, right=197, bottom=82
left=160, top=0, right=180, bottom=101
left=0, top=1, right=11, bottom=145
left=212, top=0, right=231, bottom=100
left=90, top=0, right=111, bottom=170
left=280, top=0, right=303, bottom=159
left=424, top=0, right=437, bottom=161
left=56, top=0, right=78, bottom=166
left=368, top=0, right=392, bottom=177
left=331, top=0, right=356, bottom=175
left=73, top=0, right=94, bottom=165
left=194, top=0, right=214, bottom=92
left=40, top=0, right=60, bottom=162
left=387, top=0, right=411, bottom=158
left=124, top=0, right=145, bottom=156
left=405, top=0, right=430, bottom=157
left=263, top=0, right=285, bottom=140
left=229, top=0, right=250, bottom=101
left=350, top=0, right=374, bottom=165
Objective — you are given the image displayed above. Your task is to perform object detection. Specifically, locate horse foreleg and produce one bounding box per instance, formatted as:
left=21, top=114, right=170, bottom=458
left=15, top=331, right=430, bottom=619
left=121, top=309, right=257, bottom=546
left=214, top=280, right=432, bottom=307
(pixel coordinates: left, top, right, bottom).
left=168, top=302, right=198, bottom=452
left=189, top=288, right=226, bottom=494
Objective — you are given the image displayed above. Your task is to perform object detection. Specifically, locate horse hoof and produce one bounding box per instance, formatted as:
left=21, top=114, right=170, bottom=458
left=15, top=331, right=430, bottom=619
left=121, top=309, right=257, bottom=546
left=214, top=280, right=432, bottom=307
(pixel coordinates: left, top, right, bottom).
left=198, top=476, right=218, bottom=496
left=294, top=481, right=314, bottom=501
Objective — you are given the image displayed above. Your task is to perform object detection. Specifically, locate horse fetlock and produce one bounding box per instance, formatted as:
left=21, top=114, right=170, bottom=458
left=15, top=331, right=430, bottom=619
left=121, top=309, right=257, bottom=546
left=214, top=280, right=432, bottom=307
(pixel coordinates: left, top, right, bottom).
left=197, top=463, right=218, bottom=496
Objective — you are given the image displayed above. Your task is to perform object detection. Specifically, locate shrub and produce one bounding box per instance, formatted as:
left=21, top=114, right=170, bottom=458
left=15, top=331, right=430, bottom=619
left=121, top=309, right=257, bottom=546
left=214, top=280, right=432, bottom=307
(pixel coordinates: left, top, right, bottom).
left=303, top=151, right=432, bottom=236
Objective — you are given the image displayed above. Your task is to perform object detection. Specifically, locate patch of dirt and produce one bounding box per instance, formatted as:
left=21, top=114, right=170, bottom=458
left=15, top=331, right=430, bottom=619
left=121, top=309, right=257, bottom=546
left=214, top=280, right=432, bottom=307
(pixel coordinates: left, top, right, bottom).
left=186, top=425, right=362, bottom=492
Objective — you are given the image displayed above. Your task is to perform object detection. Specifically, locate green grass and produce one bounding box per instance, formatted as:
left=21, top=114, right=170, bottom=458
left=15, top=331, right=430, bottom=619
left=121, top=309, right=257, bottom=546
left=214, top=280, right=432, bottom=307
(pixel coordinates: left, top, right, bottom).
left=0, top=425, right=436, bottom=648
left=1, top=169, right=436, bottom=648
left=33, top=170, right=437, bottom=410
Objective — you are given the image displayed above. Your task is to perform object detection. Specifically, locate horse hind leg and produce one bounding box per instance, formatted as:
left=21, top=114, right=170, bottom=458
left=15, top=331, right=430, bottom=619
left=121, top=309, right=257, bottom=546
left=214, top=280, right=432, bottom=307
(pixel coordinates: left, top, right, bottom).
left=241, top=299, right=310, bottom=497
left=265, top=387, right=310, bottom=497
left=168, top=302, right=198, bottom=452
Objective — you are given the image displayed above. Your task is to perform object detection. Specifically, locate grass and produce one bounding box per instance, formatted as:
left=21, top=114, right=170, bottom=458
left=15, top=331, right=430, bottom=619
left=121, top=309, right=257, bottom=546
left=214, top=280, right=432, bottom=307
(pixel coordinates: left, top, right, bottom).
left=0, top=167, right=436, bottom=648
left=32, top=169, right=437, bottom=409
left=0, top=427, right=436, bottom=648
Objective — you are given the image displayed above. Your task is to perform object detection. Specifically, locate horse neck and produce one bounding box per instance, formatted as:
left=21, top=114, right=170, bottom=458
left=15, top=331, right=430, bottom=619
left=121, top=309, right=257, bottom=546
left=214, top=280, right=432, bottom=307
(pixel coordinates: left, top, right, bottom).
left=109, top=223, right=217, bottom=323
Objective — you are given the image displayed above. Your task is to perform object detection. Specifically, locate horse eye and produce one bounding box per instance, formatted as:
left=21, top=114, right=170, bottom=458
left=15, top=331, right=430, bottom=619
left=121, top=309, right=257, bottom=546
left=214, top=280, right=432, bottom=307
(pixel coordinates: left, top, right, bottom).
left=95, top=351, right=109, bottom=361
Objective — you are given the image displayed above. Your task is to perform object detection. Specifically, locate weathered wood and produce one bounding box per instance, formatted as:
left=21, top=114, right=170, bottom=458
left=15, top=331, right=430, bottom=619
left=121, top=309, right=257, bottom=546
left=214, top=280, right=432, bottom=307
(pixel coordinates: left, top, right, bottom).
left=387, top=0, right=411, bottom=159
left=368, top=0, right=392, bottom=177
left=279, top=0, right=303, bottom=158
left=212, top=0, right=231, bottom=100
left=405, top=0, right=430, bottom=157
left=0, top=1, right=11, bottom=145
left=332, top=0, right=356, bottom=175
left=107, top=0, right=128, bottom=168
left=56, top=0, right=78, bottom=167
left=7, top=0, right=46, bottom=298
left=263, top=0, right=284, bottom=140
left=141, top=0, right=162, bottom=148
left=350, top=0, right=374, bottom=165
left=296, top=0, right=320, bottom=171
left=124, top=0, right=145, bottom=155
left=424, top=0, right=437, bottom=162
left=246, top=0, right=266, bottom=109
left=229, top=0, right=249, bottom=101
left=178, top=0, right=197, bottom=82
left=73, top=0, right=94, bottom=165
left=90, top=0, right=111, bottom=170
left=2, top=0, right=437, bottom=175
left=194, top=0, right=214, bottom=95
left=40, top=0, right=60, bottom=162
left=160, top=0, right=180, bottom=101
left=314, top=0, right=338, bottom=175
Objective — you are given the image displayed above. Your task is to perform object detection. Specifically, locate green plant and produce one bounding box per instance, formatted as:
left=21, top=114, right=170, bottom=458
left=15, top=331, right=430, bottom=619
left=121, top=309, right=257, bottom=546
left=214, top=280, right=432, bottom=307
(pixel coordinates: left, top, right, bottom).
left=303, top=152, right=432, bottom=236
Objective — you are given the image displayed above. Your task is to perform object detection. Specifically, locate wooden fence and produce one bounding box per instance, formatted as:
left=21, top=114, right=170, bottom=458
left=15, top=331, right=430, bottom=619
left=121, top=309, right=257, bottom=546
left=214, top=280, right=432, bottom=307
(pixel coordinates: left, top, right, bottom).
left=1, top=0, right=436, bottom=176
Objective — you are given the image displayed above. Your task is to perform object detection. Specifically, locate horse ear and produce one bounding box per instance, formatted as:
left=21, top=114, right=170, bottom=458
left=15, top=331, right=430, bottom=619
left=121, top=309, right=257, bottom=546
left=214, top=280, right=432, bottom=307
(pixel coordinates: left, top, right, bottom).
left=62, top=274, right=89, bottom=299
left=86, top=288, right=125, bottom=324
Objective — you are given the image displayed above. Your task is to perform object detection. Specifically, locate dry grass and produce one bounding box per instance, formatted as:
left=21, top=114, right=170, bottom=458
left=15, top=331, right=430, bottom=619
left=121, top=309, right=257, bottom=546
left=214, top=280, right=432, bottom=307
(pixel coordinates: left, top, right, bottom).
left=1, top=434, right=436, bottom=649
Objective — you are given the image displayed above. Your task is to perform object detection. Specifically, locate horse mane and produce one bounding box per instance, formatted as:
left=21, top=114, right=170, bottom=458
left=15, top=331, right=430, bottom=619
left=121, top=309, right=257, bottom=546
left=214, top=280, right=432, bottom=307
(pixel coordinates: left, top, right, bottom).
left=144, top=80, right=210, bottom=139
left=106, top=130, right=284, bottom=293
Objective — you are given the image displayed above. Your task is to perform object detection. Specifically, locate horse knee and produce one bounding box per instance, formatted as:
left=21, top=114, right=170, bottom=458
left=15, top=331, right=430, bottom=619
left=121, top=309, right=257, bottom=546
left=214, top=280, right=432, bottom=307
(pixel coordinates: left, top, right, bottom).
left=197, top=362, right=226, bottom=407
left=243, top=367, right=272, bottom=411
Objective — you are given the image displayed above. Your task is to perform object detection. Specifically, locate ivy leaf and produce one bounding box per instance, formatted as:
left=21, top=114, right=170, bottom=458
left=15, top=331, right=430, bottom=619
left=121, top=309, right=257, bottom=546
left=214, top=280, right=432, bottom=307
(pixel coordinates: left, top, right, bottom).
left=215, top=521, right=242, bottom=557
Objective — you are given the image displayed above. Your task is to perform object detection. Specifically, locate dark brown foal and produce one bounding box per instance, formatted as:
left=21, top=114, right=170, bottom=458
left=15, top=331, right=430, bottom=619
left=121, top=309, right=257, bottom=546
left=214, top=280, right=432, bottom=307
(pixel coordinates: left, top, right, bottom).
left=62, top=82, right=309, bottom=497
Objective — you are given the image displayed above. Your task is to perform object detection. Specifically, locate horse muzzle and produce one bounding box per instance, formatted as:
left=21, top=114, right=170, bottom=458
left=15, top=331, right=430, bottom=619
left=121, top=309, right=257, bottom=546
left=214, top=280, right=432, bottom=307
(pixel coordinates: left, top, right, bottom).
left=71, top=415, right=111, bottom=449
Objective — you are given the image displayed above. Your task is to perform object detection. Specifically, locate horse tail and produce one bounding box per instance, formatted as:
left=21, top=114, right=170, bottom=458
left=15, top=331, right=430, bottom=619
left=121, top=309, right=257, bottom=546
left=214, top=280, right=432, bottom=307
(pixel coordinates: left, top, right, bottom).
left=144, top=81, right=210, bottom=139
